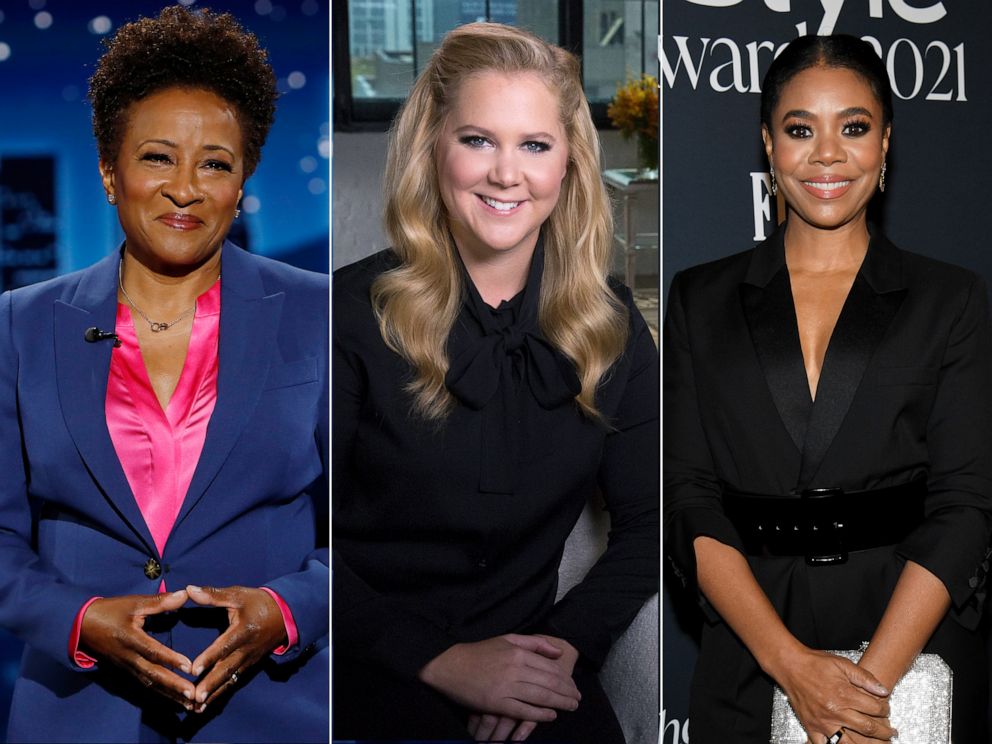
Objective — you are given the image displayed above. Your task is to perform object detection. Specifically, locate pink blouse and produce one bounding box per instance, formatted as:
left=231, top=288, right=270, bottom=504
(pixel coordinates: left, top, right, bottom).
left=108, top=280, right=222, bottom=561
left=69, top=280, right=296, bottom=666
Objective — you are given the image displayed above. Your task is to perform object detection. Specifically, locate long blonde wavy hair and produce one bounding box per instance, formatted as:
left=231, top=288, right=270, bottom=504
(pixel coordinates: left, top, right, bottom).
left=373, top=21, right=628, bottom=421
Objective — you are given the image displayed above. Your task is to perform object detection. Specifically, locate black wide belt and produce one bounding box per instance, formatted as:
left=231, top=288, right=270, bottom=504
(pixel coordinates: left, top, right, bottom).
left=722, top=478, right=926, bottom=566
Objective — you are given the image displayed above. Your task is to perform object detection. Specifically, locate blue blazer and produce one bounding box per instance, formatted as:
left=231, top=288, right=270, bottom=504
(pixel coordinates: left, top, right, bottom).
left=0, top=243, right=328, bottom=743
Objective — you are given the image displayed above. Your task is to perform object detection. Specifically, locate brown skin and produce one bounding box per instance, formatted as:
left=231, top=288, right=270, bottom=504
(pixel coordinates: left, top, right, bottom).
left=80, top=86, right=285, bottom=713
left=692, top=65, right=952, bottom=744
left=695, top=538, right=895, bottom=742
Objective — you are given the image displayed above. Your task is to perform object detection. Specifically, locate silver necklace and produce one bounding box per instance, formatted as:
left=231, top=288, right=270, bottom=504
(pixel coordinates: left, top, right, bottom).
left=118, top=260, right=196, bottom=333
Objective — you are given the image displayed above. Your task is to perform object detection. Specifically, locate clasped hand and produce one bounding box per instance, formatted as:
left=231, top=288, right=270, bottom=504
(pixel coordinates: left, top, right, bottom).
left=420, top=633, right=580, bottom=743
left=80, top=584, right=287, bottom=713
left=774, top=646, right=897, bottom=743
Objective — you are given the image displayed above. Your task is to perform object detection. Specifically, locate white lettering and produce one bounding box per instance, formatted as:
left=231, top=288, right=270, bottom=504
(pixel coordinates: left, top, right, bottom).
left=661, top=709, right=691, bottom=744
left=662, top=32, right=966, bottom=103
left=746, top=40, right=776, bottom=92
left=662, top=36, right=711, bottom=89
left=954, top=42, right=967, bottom=101
left=687, top=0, right=947, bottom=28
left=925, top=41, right=953, bottom=101
left=887, top=38, right=924, bottom=100
left=709, top=38, right=748, bottom=93
left=870, top=0, right=947, bottom=24
left=817, top=0, right=846, bottom=35
left=751, top=172, right=773, bottom=242
left=861, top=34, right=884, bottom=58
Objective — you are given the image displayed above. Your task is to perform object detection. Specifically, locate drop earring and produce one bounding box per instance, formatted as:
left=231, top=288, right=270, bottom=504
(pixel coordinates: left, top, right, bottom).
left=234, top=208, right=241, bottom=219
left=879, top=160, right=887, bottom=193
left=107, top=194, right=117, bottom=205
left=769, top=166, right=778, bottom=196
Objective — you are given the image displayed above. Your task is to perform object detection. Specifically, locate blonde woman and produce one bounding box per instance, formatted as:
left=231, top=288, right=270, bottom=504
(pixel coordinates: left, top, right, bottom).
left=333, top=22, right=659, bottom=744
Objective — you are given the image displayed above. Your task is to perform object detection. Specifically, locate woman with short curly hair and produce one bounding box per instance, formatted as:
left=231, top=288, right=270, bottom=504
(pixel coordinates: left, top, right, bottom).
left=0, top=6, right=327, bottom=742
left=334, top=22, right=658, bottom=743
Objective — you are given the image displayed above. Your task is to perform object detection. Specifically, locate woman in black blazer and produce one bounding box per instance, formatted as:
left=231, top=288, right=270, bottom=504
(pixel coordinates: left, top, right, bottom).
left=334, top=22, right=658, bottom=744
left=664, top=35, right=992, bottom=743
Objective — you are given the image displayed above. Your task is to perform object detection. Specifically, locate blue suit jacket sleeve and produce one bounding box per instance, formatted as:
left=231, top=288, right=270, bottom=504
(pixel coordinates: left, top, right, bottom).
left=0, top=291, right=95, bottom=669
left=264, top=340, right=329, bottom=662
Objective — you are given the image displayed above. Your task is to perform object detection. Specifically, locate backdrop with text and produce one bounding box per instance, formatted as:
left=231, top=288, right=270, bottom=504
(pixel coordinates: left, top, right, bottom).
left=662, top=2, right=992, bottom=740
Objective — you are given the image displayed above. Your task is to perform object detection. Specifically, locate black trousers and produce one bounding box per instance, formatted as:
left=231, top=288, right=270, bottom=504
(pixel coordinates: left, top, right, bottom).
left=333, top=656, right=625, bottom=743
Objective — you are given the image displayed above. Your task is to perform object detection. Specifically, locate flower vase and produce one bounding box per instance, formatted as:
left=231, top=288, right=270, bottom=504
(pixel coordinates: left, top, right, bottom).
left=636, top=133, right=658, bottom=180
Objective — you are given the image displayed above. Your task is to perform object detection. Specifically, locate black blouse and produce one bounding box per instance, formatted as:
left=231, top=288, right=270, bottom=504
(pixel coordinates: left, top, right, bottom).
left=332, top=246, right=659, bottom=679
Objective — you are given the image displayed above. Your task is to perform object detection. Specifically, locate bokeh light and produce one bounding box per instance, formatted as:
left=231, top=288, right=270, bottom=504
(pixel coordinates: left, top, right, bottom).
left=88, top=16, right=112, bottom=35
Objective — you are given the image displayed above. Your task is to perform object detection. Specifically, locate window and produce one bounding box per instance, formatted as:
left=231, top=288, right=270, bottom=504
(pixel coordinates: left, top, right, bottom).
left=333, top=0, right=658, bottom=129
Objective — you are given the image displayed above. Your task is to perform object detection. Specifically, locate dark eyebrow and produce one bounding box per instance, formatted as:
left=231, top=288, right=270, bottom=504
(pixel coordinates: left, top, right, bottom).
left=780, top=106, right=874, bottom=122
left=203, top=144, right=236, bottom=157
left=139, top=139, right=177, bottom=148
left=138, top=140, right=235, bottom=157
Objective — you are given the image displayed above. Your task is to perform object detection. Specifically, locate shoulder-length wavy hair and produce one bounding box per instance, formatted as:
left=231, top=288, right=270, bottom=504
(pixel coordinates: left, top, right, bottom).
left=373, top=21, right=628, bottom=421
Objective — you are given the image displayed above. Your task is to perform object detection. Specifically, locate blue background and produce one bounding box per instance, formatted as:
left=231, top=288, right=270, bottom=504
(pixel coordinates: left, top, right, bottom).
left=0, top=0, right=328, bottom=735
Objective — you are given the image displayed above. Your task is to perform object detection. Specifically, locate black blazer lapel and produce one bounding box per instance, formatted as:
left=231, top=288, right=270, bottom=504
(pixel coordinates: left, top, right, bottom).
left=797, top=233, right=908, bottom=488
left=54, top=251, right=157, bottom=553
left=740, top=232, right=811, bottom=454
left=171, top=244, right=284, bottom=534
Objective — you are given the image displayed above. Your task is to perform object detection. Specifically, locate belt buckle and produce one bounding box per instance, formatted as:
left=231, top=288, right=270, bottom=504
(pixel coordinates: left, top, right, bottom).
left=801, top=487, right=848, bottom=566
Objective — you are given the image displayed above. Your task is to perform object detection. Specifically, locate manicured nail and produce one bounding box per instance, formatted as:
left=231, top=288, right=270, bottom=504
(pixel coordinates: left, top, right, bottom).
left=197, top=703, right=207, bottom=714
left=193, top=666, right=203, bottom=676
left=171, top=590, right=185, bottom=598
left=187, top=585, right=201, bottom=592
left=197, top=691, right=207, bottom=703
left=183, top=688, right=192, bottom=700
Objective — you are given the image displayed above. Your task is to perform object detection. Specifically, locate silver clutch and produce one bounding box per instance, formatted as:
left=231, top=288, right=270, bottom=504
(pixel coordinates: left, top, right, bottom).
left=770, top=644, right=952, bottom=744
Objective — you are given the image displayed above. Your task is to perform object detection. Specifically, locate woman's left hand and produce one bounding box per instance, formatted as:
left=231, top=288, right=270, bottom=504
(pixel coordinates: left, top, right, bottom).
left=466, top=635, right=580, bottom=742
left=814, top=730, right=892, bottom=744
left=185, top=585, right=287, bottom=713
left=467, top=714, right=537, bottom=742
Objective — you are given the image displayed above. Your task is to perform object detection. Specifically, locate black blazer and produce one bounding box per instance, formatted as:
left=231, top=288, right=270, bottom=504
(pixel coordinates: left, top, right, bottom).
left=334, top=248, right=659, bottom=680
left=663, top=226, right=992, bottom=739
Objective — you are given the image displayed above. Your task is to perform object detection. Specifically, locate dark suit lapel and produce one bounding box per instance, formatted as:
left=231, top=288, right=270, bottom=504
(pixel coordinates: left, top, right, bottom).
left=172, top=244, right=284, bottom=532
left=740, top=232, right=811, bottom=454
left=54, top=251, right=157, bottom=553
left=797, top=233, right=907, bottom=488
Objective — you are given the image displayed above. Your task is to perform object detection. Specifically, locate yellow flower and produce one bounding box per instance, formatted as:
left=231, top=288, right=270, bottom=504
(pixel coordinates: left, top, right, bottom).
left=608, top=74, right=659, bottom=143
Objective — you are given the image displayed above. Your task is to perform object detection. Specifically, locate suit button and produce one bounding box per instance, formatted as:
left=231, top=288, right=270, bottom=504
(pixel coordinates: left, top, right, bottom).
left=477, top=558, right=488, bottom=569
left=144, top=558, right=162, bottom=580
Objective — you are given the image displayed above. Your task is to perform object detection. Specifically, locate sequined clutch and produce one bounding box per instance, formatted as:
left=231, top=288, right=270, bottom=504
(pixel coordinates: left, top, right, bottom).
left=770, top=645, right=952, bottom=743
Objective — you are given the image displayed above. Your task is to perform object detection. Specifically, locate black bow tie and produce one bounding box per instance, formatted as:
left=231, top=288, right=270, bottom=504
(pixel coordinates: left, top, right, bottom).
left=444, top=243, right=579, bottom=494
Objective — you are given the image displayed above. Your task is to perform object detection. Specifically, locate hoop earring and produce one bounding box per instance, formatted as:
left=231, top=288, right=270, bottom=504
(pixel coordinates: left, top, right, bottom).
left=878, top=160, right=887, bottom=193
left=769, top=166, right=778, bottom=196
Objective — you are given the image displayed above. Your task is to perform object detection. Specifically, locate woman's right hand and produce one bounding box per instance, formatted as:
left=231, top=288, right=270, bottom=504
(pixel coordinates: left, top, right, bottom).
left=771, top=646, right=896, bottom=742
left=417, top=634, right=581, bottom=722
left=80, top=590, right=195, bottom=710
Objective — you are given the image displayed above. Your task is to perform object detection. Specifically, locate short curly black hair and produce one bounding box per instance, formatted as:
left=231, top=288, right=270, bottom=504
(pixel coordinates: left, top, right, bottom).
left=88, top=5, right=277, bottom=178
